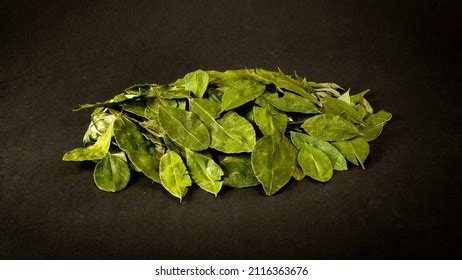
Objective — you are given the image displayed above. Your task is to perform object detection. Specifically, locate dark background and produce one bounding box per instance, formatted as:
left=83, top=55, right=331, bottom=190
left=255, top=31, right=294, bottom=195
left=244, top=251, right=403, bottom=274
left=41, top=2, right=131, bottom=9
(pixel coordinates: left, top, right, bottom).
left=1, top=0, right=461, bottom=259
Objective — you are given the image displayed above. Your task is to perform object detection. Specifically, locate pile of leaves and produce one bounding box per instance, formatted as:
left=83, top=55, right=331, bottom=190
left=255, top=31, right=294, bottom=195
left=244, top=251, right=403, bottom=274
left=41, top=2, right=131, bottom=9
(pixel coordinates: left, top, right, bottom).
left=63, top=69, right=392, bottom=200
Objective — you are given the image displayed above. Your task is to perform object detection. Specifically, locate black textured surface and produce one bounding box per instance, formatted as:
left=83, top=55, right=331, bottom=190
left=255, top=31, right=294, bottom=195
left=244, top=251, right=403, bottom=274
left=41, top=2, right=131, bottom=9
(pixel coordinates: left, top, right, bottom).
left=1, top=0, right=461, bottom=259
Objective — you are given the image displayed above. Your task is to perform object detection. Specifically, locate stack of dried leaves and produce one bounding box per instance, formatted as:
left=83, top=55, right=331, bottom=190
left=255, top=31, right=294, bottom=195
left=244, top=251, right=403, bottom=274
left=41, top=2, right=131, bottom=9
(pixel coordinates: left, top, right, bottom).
left=63, top=69, right=392, bottom=200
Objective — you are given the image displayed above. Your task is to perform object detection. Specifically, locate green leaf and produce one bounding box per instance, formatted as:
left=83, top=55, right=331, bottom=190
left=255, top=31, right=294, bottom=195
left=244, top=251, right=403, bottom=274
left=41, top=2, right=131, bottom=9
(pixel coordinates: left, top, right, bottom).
left=314, top=87, right=342, bottom=98
left=207, top=69, right=260, bottom=83
left=284, top=135, right=305, bottom=181
left=82, top=109, right=116, bottom=146
left=351, top=89, right=370, bottom=104
left=333, top=137, right=370, bottom=169
left=185, top=149, right=223, bottom=196
left=206, top=88, right=223, bottom=103
left=209, top=69, right=316, bottom=103
left=154, top=145, right=166, bottom=160
left=93, top=153, right=130, bottom=192
left=183, top=70, right=209, bottom=98
left=163, top=135, right=186, bottom=158
left=142, top=97, right=178, bottom=137
left=307, top=81, right=344, bottom=90
left=266, top=92, right=320, bottom=114
left=142, top=131, right=164, bottom=146
left=322, top=95, right=363, bottom=123
left=301, top=114, right=360, bottom=141
left=123, top=83, right=153, bottom=94
left=308, top=81, right=343, bottom=97
left=119, top=100, right=148, bottom=117
left=219, top=155, right=260, bottom=188
left=290, top=131, right=348, bottom=171
left=297, top=143, right=333, bottom=182
left=363, top=110, right=392, bottom=126
left=75, top=86, right=150, bottom=111
left=63, top=121, right=114, bottom=161
left=189, top=98, right=222, bottom=119
left=337, top=89, right=353, bottom=105
left=190, top=98, right=256, bottom=153
left=177, top=99, right=187, bottom=110
left=295, top=79, right=343, bottom=97
left=360, top=98, right=374, bottom=114
left=355, top=104, right=368, bottom=120
left=251, top=133, right=295, bottom=196
left=360, top=110, right=392, bottom=141
left=291, top=164, right=305, bottom=181
left=146, top=97, right=178, bottom=114
left=113, top=115, right=161, bottom=182
left=253, top=69, right=317, bottom=103
left=159, top=151, right=192, bottom=201
left=219, top=78, right=266, bottom=111
left=147, top=84, right=190, bottom=99
left=159, top=106, right=210, bottom=151
left=350, top=89, right=373, bottom=113
left=252, top=105, right=287, bottom=135
left=214, top=112, right=256, bottom=152
left=140, top=118, right=164, bottom=137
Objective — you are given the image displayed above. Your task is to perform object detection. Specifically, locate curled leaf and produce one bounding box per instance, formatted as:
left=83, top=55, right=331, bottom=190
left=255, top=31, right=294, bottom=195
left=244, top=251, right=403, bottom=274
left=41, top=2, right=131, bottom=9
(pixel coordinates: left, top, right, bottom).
left=82, top=109, right=115, bottom=146
left=63, top=121, right=114, bottom=161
